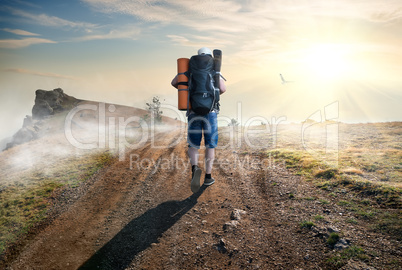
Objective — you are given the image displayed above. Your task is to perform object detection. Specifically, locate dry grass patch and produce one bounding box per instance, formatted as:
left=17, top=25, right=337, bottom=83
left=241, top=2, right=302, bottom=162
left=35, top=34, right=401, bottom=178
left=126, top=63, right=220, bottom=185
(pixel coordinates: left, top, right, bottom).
left=268, top=146, right=401, bottom=240
left=341, top=167, right=364, bottom=175
left=0, top=150, right=115, bottom=257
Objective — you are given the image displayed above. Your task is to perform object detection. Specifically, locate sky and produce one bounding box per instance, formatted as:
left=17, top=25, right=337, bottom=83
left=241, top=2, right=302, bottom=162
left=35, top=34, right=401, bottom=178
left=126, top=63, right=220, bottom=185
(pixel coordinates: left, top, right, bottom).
left=1, top=0, right=402, bottom=141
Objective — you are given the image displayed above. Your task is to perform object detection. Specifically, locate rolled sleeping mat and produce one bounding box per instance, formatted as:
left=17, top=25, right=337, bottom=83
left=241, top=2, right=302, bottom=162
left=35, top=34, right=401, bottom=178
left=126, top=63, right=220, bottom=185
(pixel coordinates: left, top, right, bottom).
left=213, top=49, right=222, bottom=91
left=177, top=58, right=191, bottom=110
left=213, top=49, right=222, bottom=103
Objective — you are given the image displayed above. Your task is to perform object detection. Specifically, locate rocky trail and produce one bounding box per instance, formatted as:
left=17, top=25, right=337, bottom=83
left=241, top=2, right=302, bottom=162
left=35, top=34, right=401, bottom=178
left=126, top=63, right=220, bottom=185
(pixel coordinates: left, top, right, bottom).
left=4, top=128, right=400, bottom=269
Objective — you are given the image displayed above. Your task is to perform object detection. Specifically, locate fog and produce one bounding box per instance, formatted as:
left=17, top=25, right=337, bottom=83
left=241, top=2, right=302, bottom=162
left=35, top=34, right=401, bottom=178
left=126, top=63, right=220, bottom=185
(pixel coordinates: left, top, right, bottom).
left=0, top=99, right=186, bottom=189
left=0, top=89, right=34, bottom=149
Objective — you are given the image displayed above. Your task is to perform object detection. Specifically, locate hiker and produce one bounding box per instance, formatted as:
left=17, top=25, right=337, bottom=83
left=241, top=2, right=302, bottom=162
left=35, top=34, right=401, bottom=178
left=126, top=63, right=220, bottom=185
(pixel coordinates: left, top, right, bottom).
left=171, top=47, right=226, bottom=193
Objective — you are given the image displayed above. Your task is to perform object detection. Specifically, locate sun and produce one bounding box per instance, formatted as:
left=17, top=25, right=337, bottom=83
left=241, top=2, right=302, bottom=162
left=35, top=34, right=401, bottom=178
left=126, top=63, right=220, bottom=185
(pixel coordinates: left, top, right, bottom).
left=301, top=43, right=351, bottom=81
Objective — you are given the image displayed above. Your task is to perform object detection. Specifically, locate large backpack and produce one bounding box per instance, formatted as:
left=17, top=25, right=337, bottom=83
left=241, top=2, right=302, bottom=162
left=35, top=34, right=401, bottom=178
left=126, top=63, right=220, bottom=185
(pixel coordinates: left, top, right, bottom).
left=187, top=54, right=220, bottom=115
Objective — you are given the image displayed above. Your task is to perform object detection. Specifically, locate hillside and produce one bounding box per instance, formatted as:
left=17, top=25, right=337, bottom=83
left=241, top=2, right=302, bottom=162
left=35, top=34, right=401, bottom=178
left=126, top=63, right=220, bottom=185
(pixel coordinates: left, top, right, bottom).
left=0, top=90, right=401, bottom=269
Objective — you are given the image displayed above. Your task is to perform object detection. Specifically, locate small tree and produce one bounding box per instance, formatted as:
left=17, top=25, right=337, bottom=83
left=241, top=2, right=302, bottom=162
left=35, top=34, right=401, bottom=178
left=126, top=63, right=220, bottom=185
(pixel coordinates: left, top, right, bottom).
left=228, top=118, right=240, bottom=127
left=145, top=96, right=163, bottom=124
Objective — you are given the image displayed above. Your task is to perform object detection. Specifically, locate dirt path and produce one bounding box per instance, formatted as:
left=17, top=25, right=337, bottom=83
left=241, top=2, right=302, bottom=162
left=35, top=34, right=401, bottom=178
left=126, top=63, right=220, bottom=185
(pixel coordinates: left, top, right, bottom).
left=5, top=128, right=399, bottom=269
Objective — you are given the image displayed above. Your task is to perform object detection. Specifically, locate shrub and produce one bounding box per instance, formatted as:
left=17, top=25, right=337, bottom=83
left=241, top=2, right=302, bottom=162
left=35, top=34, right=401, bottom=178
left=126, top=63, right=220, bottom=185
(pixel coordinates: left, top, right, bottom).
left=314, top=169, right=338, bottom=179
left=300, top=220, right=315, bottom=229
left=327, top=232, right=340, bottom=246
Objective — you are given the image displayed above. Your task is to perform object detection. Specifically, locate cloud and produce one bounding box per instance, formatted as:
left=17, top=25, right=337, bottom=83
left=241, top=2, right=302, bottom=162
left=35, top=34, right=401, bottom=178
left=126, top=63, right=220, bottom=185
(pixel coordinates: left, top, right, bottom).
left=2, top=28, right=40, bottom=36
left=166, top=35, right=190, bottom=45
left=82, top=0, right=402, bottom=35
left=82, top=0, right=274, bottom=33
left=75, top=26, right=141, bottom=41
left=0, top=37, right=56, bottom=48
left=83, top=0, right=177, bottom=23
left=265, top=0, right=402, bottom=23
left=6, top=7, right=97, bottom=30
left=81, top=0, right=402, bottom=71
left=370, top=7, right=402, bottom=23
left=2, top=6, right=142, bottom=43
left=166, top=34, right=234, bottom=51
left=3, top=68, right=75, bottom=80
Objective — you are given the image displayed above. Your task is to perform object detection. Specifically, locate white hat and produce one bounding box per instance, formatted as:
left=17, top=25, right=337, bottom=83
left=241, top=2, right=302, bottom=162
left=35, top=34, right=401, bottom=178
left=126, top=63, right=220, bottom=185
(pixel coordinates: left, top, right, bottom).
left=197, top=47, right=212, bottom=56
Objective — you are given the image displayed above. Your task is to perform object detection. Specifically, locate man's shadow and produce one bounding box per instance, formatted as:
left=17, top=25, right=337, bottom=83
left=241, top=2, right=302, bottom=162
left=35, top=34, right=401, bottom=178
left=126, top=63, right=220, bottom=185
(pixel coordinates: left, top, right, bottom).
left=79, top=186, right=207, bottom=270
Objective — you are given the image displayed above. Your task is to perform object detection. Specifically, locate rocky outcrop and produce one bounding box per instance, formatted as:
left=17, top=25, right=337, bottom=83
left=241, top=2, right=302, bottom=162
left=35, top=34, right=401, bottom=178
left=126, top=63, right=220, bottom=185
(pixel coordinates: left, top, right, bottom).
left=32, top=88, right=75, bottom=119
left=10, top=124, right=38, bottom=146
left=5, top=88, right=80, bottom=150
left=5, top=115, right=40, bottom=149
left=32, top=99, right=54, bottom=119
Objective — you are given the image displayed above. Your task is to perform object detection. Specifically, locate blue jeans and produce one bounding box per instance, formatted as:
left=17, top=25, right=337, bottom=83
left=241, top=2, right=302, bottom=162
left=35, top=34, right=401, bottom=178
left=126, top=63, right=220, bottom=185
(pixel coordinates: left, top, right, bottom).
left=187, top=112, right=218, bottom=149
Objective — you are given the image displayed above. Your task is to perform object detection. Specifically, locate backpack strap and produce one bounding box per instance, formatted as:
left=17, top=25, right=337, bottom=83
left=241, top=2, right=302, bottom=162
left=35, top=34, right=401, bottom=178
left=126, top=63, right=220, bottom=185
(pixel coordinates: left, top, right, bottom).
left=186, top=73, right=192, bottom=116
left=177, top=72, right=189, bottom=86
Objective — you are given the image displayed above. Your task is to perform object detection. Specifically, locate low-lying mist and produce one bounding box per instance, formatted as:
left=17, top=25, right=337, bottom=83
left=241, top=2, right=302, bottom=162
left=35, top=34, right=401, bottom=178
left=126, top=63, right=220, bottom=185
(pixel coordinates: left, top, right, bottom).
left=1, top=117, right=184, bottom=188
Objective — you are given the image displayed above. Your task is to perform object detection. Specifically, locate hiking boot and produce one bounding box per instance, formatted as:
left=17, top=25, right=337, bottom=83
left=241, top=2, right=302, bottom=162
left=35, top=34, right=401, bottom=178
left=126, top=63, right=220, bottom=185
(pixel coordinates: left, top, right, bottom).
left=203, top=177, right=215, bottom=186
left=191, top=166, right=202, bottom=193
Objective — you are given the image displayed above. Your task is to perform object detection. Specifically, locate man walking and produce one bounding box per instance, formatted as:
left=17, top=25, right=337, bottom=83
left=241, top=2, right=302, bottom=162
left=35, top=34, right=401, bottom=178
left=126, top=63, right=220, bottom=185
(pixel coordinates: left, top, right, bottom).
left=171, top=47, right=226, bottom=193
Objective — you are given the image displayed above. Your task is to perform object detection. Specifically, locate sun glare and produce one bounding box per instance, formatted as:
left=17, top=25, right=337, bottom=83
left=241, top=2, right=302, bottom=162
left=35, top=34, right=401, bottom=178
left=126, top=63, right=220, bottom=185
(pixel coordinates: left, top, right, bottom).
left=301, top=43, right=351, bottom=81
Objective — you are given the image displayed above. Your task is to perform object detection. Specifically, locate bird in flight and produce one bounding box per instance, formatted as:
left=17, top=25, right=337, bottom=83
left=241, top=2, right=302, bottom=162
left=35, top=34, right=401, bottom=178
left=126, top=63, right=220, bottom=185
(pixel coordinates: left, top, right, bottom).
left=280, top=74, right=294, bottom=84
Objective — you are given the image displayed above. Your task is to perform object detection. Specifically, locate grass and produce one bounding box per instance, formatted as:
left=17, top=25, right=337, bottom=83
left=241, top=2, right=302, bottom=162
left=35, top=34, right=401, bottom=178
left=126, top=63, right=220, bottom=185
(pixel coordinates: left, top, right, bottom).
left=372, top=211, right=401, bottom=238
left=327, top=245, right=368, bottom=267
left=346, top=218, right=358, bottom=224
left=315, top=168, right=338, bottom=179
left=266, top=123, right=402, bottom=242
left=337, top=200, right=351, bottom=206
left=319, top=199, right=330, bottom=204
left=270, top=148, right=401, bottom=207
left=326, top=232, right=340, bottom=246
left=304, top=196, right=316, bottom=201
left=275, top=148, right=401, bottom=239
left=314, top=215, right=325, bottom=221
left=300, top=220, right=315, bottom=229
left=0, top=181, right=62, bottom=253
left=0, top=150, right=115, bottom=257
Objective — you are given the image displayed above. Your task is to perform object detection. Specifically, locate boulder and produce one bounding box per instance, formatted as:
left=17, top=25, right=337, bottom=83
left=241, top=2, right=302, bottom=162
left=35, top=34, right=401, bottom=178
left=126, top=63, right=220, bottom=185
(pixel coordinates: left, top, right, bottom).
left=32, top=88, right=66, bottom=119
left=230, top=209, right=247, bottom=220
left=334, top=238, right=351, bottom=250
left=223, top=220, right=239, bottom=231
